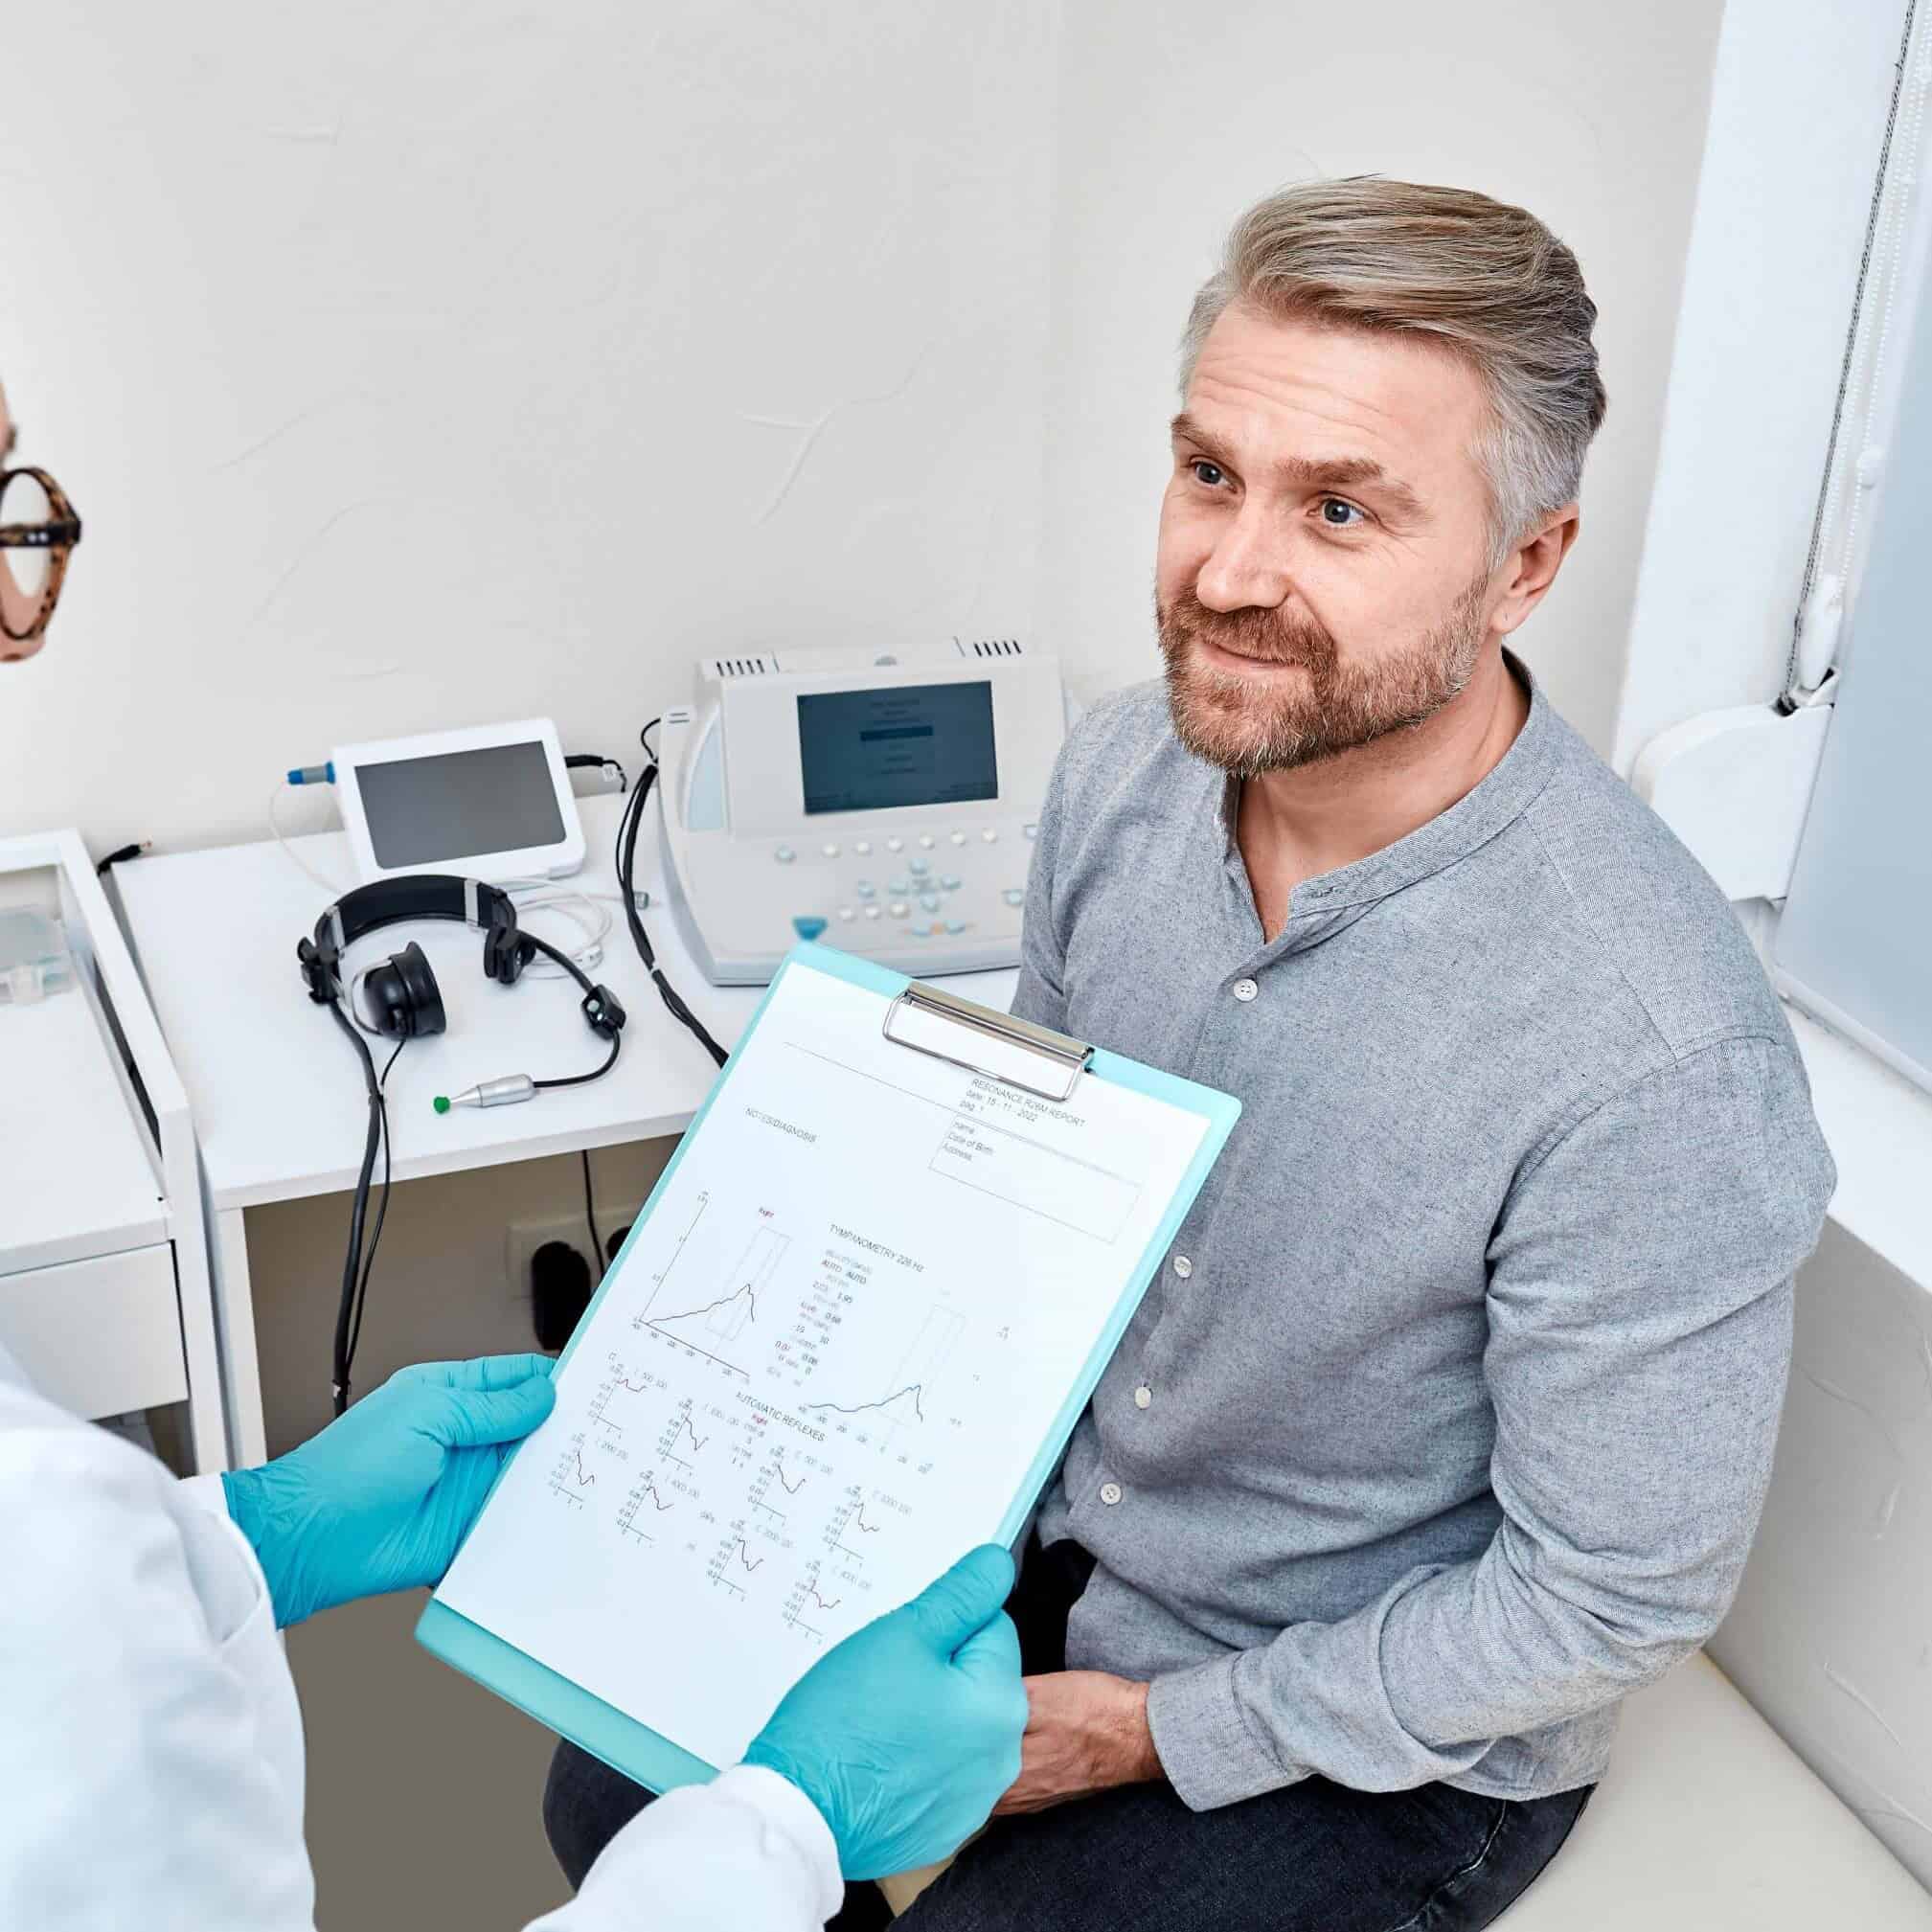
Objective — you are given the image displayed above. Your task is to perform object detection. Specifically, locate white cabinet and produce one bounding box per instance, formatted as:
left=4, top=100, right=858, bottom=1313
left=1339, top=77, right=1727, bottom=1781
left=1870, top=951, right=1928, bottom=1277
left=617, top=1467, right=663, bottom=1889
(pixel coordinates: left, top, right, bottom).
left=0, top=829, right=224, bottom=1469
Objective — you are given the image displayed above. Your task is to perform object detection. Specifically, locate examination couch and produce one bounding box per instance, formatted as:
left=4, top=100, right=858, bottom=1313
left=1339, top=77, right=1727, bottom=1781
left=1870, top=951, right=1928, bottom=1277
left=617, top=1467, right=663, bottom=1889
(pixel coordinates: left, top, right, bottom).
left=880, top=1653, right=1932, bottom=1924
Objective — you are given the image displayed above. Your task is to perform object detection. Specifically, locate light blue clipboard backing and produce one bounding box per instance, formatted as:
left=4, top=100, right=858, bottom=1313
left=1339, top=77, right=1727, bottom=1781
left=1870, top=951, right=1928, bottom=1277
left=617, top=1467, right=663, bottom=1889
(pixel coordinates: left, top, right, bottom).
left=417, top=940, right=1240, bottom=1796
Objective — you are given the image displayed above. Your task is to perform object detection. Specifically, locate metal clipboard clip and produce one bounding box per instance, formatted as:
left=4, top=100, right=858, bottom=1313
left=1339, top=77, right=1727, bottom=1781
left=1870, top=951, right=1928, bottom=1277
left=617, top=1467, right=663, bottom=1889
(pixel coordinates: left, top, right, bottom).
left=880, top=979, right=1094, bottom=1103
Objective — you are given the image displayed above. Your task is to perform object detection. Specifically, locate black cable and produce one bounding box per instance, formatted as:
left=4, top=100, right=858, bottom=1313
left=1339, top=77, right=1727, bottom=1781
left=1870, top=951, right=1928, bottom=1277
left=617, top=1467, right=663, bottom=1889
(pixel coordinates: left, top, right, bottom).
left=345, top=1036, right=407, bottom=1374
left=580, top=1148, right=602, bottom=1265
left=566, top=752, right=628, bottom=793
left=611, top=721, right=656, bottom=881
left=523, top=929, right=601, bottom=998
left=534, top=1033, right=622, bottom=1090
left=323, top=917, right=624, bottom=1411
left=513, top=931, right=626, bottom=1090
left=95, top=841, right=150, bottom=876
left=616, top=718, right=730, bottom=1068
left=327, top=1000, right=384, bottom=1415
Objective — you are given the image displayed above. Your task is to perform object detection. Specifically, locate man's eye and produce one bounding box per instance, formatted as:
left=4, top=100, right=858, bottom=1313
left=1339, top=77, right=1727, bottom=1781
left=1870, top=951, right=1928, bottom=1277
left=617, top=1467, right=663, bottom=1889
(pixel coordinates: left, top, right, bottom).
left=1189, top=459, right=1227, bottom=489
left=1319, top=498, right=1366, bottom=528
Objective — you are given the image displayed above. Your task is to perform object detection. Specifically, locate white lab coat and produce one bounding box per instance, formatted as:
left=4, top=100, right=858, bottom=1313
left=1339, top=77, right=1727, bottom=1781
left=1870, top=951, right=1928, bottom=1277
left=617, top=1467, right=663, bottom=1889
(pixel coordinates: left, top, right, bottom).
left=0, top=1349, right=843, bottom=1930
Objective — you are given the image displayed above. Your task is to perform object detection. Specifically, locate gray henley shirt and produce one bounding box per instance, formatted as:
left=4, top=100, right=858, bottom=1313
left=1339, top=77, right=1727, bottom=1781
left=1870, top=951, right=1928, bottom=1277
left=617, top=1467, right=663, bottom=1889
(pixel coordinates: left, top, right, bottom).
left=1015, top=665, right=1835, bottom=1810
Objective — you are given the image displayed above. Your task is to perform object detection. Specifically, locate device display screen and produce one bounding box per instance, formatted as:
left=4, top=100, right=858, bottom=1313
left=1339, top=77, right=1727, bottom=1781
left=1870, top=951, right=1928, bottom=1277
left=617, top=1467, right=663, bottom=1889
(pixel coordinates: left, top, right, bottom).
left=796, top=681, right=998, bottom=817
left=355, top=741, right=565, bottom=867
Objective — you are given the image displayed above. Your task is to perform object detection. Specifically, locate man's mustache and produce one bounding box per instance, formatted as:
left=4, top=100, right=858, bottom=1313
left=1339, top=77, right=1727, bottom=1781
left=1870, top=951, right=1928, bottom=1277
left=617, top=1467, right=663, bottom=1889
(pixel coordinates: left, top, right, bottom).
left=1157, top=587, right=1337, bottom=671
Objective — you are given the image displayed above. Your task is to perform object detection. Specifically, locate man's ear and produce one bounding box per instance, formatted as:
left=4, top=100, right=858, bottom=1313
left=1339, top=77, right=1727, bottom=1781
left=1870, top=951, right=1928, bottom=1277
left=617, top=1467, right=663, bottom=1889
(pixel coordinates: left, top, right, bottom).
left=1494, top=507, right=1580, bottom=635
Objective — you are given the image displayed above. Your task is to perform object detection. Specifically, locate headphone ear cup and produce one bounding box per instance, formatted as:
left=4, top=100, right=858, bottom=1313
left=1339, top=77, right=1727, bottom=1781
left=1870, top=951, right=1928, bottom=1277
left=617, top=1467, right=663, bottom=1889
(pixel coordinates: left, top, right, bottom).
left=395, top=942, right=446, bottom=1035
left=361, top=942, right=446, bottom=1038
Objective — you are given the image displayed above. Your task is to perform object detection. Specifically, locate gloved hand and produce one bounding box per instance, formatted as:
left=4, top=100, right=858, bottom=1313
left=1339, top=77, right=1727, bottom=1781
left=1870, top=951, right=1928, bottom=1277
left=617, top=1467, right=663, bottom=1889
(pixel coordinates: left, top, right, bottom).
left=220, top=1354, right=556, bottom=1628
left=742, top=1543, right=1027, bottom=1880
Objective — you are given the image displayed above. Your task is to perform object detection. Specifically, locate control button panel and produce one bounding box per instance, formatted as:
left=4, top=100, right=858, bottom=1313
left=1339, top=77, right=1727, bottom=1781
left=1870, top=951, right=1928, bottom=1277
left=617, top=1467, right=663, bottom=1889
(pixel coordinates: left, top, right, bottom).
left=760, top=821, right=1030, bottom=956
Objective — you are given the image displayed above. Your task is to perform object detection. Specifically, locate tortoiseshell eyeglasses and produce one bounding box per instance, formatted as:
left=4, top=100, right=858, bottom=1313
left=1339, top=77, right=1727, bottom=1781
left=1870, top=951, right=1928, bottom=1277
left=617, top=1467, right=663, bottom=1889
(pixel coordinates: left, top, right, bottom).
left=0, top=466, right=83, bottom=645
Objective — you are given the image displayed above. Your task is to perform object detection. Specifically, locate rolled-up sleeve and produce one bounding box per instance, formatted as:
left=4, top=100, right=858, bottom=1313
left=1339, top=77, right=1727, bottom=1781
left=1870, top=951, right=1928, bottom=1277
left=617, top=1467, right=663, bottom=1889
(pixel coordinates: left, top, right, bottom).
left=1147, top=1033, right=1835, bottom=1807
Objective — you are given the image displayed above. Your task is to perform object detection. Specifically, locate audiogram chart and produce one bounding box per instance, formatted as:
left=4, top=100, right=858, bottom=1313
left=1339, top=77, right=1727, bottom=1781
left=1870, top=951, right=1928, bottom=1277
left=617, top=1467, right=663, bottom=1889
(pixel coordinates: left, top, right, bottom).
left=435, top=956, right=1218, bottom=1777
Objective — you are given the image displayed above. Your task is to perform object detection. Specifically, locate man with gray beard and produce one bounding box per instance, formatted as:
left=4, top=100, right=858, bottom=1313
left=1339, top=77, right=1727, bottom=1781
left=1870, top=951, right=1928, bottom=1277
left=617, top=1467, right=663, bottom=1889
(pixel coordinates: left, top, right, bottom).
left=545, top=179, right=1835, bottom=1931
left=913, top=177, right=1834, bottom=1926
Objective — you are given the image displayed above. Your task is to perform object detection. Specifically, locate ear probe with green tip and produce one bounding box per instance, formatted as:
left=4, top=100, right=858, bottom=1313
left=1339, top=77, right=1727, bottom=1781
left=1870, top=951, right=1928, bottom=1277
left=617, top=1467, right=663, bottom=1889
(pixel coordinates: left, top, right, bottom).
left=435, top=1076, right=537, bottom=1111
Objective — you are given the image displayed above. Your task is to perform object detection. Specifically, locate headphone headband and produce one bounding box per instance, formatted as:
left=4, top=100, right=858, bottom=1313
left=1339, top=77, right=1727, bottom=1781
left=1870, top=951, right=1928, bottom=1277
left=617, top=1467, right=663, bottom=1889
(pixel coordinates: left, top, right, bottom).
left=298, top=875, right=515, bottom=1000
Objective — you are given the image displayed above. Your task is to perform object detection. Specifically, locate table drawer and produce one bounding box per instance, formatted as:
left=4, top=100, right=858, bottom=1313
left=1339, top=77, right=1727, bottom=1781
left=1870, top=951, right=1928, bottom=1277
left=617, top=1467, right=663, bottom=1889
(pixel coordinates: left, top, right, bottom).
left=0, top=1244, right=188, bottom=1419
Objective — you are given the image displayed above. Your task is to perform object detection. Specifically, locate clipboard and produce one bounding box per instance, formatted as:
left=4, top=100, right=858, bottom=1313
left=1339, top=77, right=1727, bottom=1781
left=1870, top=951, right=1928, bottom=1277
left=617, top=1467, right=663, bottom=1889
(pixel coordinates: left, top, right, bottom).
left=417, top=941, right=1239, bottom=1795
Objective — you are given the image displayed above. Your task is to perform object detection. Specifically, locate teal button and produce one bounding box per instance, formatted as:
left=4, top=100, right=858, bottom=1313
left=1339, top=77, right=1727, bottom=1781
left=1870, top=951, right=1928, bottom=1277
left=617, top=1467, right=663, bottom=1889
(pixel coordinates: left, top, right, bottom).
left=792, top=916, right=829, bottom=942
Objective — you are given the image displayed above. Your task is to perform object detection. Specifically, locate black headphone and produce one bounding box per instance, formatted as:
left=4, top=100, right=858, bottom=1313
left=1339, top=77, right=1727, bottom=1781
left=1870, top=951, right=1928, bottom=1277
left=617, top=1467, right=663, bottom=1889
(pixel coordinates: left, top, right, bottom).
left=296, top=874, right=627, bottom=1039
left=296, top=875, right=627, bottom=1413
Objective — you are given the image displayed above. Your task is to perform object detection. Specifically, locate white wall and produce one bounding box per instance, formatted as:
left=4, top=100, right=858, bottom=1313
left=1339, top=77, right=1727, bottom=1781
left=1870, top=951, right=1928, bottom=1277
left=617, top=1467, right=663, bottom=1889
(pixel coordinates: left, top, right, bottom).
left=0, top=0, right=1057, bottom=852
left=1039, top=0, right=1724, bottom=756
left=1, top=0, right=1728, bottom=850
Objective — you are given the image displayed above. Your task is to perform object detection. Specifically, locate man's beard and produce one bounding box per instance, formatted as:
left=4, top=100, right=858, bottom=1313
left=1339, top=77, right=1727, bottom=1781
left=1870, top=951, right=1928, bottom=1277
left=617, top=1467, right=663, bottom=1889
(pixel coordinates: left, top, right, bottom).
left=1156, top=576, right=1491, bottom=778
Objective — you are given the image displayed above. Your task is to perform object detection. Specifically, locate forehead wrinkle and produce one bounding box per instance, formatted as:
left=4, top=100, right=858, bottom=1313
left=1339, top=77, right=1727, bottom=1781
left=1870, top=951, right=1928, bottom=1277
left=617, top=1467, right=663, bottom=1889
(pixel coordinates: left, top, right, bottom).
left=1190, top=346, right=1416, bottom=436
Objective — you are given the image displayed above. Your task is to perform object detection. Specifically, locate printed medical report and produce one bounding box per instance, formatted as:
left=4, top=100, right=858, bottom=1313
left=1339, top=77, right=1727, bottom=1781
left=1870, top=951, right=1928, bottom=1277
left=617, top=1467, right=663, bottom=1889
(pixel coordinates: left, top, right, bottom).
left=435, top=958, right=1217, bottom=1774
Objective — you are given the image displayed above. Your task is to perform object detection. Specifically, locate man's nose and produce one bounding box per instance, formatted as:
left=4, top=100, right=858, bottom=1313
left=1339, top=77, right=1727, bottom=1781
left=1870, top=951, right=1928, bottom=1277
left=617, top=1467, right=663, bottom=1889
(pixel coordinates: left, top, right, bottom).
left=1193, top=505, right=1291, bottom=613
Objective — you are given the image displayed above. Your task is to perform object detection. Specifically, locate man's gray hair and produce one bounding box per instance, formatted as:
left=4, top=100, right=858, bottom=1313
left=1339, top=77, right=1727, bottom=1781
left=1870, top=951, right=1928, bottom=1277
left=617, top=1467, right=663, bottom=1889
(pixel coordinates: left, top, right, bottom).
left=1181, top=178, right=1607, bottom=563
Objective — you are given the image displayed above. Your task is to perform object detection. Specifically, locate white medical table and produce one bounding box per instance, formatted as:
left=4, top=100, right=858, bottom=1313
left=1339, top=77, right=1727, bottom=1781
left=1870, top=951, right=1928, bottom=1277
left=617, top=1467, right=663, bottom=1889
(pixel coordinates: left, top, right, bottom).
left=0, top=829, right=225, bottom=1470
left=113, top=789, right=1015, bottom=1467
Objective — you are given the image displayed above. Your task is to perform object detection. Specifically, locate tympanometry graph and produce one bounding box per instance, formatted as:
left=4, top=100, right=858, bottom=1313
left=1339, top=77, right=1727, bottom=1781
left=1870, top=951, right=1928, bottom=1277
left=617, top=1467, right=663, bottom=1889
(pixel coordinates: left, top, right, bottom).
left=631, top=1194, right=791, bottom=1379
left=804, top=1307, right=965, bottom=1434
left=654, top=1226, right=790, bottom=1344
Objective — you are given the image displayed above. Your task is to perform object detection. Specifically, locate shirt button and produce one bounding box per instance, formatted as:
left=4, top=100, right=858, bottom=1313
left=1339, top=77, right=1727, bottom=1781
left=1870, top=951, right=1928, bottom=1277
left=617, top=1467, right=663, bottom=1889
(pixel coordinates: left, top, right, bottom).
left=1232, top=977, right=1259, bottom=1002
left=1100, top=1481, right=1124, bottom=1506
left=1172, top=1254, right=1193, bottom=1279
left=1133, top=1385, right=1152, bottom=1409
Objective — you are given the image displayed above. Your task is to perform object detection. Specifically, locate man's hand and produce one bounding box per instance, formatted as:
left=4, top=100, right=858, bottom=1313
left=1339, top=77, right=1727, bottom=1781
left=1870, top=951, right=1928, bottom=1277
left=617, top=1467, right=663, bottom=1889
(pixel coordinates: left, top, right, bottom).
left=992, top=1670, right=1163, bottom=1815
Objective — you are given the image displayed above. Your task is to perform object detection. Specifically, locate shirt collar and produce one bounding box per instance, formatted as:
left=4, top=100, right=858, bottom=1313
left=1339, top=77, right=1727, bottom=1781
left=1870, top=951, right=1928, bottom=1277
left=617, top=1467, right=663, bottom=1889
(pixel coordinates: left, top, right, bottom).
left=1212, top=650, right=1560, bottom=917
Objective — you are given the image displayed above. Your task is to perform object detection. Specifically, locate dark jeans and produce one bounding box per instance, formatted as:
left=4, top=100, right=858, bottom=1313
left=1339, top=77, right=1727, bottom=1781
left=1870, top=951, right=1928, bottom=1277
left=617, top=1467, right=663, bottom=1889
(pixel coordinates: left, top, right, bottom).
left=543, top=1540, right=1593, bottom=1930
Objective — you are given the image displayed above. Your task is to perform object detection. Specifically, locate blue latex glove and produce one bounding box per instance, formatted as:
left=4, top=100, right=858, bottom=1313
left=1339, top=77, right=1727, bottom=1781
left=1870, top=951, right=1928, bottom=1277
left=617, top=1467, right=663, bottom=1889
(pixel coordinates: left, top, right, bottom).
left=743, top=1544, right=1027, bottom=1880
left=221, top=1354, right=556, bottom=1628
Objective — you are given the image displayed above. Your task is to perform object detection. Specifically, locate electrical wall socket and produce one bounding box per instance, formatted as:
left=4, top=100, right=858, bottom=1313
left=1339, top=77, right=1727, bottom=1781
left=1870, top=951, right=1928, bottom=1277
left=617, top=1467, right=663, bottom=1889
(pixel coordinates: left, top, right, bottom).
left=503, top=1200, right=644, bottom=1302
